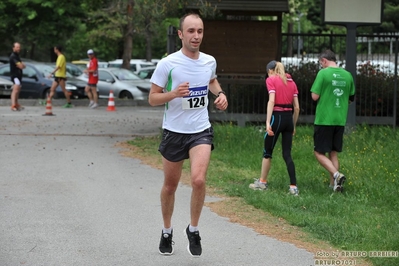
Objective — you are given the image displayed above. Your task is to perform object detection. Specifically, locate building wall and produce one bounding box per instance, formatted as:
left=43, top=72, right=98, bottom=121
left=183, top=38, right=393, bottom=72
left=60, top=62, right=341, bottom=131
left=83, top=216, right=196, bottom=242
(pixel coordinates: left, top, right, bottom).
left=201, top=20, right=281, bottom=75
left=186, top=0, right=289, bottom=13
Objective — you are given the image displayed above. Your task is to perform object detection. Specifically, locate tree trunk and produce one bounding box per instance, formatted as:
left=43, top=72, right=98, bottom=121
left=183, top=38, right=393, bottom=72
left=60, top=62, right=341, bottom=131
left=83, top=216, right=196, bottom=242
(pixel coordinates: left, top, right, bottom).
left=122, top=30, right=133, bottom=69
left=145, top=20, right=152, bottom=61
left=122, top=0, right=134, bottom=70
left=29, top=42, right=36, bottom=59
left=50, top=47, right=57, bottom=62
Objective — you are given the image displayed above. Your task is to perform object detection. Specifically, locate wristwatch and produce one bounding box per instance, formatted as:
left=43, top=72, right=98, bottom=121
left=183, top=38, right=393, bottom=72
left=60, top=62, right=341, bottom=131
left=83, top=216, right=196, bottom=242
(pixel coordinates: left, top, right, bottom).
left=217, top=90, right=226, bottom=97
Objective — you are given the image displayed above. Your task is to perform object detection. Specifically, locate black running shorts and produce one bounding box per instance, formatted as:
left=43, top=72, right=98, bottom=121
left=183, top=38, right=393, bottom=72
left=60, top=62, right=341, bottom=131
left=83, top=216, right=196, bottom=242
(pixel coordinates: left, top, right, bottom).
left=54, top=77, right=67, bottom=83
left=158, top=127, right=214, bottom=162
left=313, top=125, right=344, bottom=153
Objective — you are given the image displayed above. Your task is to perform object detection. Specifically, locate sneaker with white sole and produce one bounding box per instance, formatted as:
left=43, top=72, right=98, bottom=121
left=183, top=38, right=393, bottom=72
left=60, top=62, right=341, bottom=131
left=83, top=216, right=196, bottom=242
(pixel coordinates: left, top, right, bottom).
left=88, top=102, right=94, bottom=108
left=185, top=225, right=202, bottom=257
left=159, top=230, right=174, bottom=255
left=289, top=186, right=299, bottom=196
left=90, top=103, right=99, bottom=109
left=249, top=179, right=268, bottom=190
left=334, top=173, right=346, bottom=192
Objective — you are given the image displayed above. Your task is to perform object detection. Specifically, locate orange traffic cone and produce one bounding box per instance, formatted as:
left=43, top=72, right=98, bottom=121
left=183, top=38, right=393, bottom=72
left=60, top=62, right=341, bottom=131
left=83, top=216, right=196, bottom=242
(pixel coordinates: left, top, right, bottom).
left=107, top=90, right=116, bottom=111
left=42, top=97, right=55, bottom=116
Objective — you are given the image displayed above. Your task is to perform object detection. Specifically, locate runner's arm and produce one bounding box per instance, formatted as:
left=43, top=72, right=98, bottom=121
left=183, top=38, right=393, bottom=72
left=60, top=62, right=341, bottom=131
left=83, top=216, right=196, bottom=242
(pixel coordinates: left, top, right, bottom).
left=209, top=78, right=227, bottom=110
left=292, top=96, right=300, bottom=135
left=311, top=92, right=320, bottom=101
left=148, top=82, right=190, bottom=106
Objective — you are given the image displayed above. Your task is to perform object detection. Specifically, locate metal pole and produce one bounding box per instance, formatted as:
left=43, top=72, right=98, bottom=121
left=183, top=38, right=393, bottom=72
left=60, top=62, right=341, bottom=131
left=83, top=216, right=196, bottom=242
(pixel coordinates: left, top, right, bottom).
left=345, top=24, right=357, bottom=132
left=167, top=25, right=177, bottom=55
left=297, top=21, right=300, bottom=58
left=296, top=13, right=303, bottom=58
left=393, top=36, right=398, bottom=129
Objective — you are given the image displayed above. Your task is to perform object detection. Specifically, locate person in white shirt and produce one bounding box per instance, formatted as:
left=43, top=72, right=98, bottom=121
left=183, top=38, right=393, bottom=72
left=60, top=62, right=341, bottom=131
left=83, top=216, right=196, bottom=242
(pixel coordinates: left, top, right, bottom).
left=149, top=12, right=228, bottom=257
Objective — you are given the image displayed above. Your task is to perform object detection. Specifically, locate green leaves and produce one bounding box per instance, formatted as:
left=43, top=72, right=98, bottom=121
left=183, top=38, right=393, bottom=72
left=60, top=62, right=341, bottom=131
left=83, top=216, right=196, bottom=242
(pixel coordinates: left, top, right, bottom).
left=27, top=10, right=37, bottom=20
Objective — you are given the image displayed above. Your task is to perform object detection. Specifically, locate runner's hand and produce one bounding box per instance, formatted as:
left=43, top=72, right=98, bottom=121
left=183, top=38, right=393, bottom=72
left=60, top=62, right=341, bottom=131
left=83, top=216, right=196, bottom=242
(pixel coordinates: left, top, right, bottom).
left=266, top=125, right=274, bottom=136
left=214, top=93, right=228, bottom=110
left=175, top=82, right=190, bottom=98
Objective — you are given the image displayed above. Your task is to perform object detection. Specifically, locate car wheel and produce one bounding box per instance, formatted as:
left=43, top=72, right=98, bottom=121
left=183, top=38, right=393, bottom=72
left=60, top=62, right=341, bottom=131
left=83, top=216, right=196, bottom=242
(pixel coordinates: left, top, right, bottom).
left=53, top=91, right=59, bottom=99
left=119, top=91, right=133, bottom=99
left=42, top=89, right=50, bottom=99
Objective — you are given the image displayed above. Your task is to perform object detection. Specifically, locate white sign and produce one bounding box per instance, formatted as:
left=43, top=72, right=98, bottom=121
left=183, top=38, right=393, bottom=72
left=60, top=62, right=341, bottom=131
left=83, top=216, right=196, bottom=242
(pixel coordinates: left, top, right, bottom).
left=323, top=0, right=383, bottom=25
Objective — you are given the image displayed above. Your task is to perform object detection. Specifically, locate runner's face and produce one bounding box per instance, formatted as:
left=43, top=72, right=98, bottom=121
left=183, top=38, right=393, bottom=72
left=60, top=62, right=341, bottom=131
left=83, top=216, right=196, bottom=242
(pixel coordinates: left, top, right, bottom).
left=179, top=15, right=203, bottom=52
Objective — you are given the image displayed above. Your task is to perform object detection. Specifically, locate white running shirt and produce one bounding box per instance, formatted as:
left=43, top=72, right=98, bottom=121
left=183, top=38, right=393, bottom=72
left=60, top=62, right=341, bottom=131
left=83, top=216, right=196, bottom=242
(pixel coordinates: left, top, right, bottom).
left=150, top=50, right=217, bottom=133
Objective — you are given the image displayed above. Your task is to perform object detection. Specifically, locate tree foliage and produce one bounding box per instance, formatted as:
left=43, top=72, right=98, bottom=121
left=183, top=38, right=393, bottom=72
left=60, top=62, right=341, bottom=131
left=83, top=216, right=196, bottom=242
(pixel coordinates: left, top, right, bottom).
left=84, top=0, right=182, bottom=68
left=375, top=1, right=399, bottom=33
left=1, top=0, right=398, bottom=62
left=0, top=0, right=86, bottom=60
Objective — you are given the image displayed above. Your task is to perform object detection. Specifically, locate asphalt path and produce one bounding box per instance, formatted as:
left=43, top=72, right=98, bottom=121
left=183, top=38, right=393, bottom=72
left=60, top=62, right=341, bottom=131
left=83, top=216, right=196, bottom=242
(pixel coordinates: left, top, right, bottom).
left=0, top=103, right=314, bottom=266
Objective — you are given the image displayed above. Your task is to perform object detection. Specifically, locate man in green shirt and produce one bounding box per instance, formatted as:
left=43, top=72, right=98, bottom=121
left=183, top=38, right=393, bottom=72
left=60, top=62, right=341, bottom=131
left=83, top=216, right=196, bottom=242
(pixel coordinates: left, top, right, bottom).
left=48, top=45, right=72, bottom=108
left=310, top=49, right=355, bottom=192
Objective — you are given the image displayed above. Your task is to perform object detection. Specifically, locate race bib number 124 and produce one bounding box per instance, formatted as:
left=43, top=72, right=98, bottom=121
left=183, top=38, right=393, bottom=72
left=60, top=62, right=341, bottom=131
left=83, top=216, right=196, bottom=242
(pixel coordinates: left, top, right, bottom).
left=182, top=86, right=208, bottom=110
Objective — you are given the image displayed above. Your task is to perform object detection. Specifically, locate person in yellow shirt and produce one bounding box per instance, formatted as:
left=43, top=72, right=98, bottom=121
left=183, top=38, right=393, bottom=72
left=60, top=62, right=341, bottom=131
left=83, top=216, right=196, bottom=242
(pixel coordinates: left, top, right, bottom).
left=48, top=45, right=72, bottom=108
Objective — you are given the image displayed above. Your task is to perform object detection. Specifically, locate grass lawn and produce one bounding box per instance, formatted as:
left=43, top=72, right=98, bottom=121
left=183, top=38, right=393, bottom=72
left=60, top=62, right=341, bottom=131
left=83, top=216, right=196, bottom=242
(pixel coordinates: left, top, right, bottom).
left=128, top=124, right=399, bottom=266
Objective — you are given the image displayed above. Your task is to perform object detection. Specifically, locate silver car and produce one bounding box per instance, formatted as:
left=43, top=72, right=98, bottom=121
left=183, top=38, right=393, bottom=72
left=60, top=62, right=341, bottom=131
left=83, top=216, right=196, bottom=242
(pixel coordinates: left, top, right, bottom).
left=0, top=77, right=13, bottom=97
left=97, top=68, right=151, bottom=100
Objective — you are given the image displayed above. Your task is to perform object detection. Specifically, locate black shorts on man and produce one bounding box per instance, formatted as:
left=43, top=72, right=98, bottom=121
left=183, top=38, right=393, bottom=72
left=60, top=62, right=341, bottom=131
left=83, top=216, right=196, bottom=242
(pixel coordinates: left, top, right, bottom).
left=54, top=77, right=67, bottom=84
left=313, top=125, right=344, bottom=153
left=159, top=127, right=214, bottom=162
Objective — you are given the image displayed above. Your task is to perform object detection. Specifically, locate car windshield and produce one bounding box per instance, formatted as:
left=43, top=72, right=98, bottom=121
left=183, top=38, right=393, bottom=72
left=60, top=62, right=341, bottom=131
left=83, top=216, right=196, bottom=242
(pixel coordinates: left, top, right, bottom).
left=34, top=64, right=54, bottom=77
left=111, top=69, right=141, bottom=81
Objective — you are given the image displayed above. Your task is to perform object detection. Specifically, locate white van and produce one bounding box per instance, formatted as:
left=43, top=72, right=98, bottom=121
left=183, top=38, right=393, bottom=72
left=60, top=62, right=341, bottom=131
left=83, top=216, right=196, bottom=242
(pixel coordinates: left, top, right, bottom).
left=108, top=59, right=155, bottom=73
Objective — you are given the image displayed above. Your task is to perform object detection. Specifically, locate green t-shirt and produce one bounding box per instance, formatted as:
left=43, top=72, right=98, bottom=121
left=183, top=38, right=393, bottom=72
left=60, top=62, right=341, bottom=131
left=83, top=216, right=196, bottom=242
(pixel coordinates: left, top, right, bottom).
left=310, top=67, right=355, bottom=126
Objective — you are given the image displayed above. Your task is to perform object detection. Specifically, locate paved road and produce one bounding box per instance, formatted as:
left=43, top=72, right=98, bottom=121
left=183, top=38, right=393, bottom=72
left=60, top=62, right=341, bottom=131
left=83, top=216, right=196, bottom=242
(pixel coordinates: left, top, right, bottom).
left=0, top=104, right=314, bottom=266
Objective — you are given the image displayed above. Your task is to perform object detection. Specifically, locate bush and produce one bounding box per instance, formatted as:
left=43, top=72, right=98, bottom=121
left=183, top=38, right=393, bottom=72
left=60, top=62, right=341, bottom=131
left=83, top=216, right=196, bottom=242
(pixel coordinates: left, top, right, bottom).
left=218, top=62, right=399, bottom=125
left=287, top=62, right=398, bottom=124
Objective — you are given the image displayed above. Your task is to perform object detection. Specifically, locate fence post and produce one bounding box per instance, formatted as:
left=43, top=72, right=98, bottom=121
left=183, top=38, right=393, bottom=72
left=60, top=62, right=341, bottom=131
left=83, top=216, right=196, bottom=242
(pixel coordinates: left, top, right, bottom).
left=394, top=37, right=398, bottom=129
left=345, top=24, right=357, bottom=133
left=167, top=26, right=177, bottom=55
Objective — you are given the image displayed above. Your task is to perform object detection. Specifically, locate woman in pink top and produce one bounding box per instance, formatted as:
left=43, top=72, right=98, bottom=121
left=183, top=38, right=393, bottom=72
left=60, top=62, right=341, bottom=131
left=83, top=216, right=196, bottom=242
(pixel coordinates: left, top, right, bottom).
left=249, top=61, right=300, bottom=195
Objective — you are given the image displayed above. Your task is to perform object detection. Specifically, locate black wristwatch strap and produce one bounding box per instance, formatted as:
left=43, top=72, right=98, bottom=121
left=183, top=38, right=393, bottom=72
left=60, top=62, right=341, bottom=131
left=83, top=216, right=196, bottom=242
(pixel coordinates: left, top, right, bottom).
left=217, top=90, right=226, bottom=97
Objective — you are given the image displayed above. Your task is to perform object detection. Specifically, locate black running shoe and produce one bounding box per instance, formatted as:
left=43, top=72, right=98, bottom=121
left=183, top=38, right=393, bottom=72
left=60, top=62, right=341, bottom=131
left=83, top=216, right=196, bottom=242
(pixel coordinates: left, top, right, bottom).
left=159, top=230, right=174, bottom=255
left=185, top=225, right=202, bottom=257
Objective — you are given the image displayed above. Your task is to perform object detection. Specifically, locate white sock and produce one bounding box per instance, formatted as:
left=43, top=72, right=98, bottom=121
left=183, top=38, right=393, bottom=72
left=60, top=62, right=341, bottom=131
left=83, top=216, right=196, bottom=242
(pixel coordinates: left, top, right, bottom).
left=162, top=227, right=172, bottom=234
left=189, top=225, right=198, bottom=232
left=333, top=172, right=340, bottom=179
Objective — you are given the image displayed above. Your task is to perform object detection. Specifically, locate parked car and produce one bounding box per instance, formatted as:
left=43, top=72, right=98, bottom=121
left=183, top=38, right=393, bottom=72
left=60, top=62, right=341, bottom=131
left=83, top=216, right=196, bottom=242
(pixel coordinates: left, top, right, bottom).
left=136, top=66, right=156, bottom=80
left=136, top=58, right=161, bottom=65
left=97, top=68, right=151, bottom=100
left=0, top=77, right=13, bottom=97
left=72, top=60, right=108, bottom=69
left=0, top=56, right=37, bottom=64
left=63, top=74, right=87, bottom=99
left=108, top=59, right=154, bottom=73
left=66, top=62, right=84, bottom=77
left=0, top=62, right=86, bottom=99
